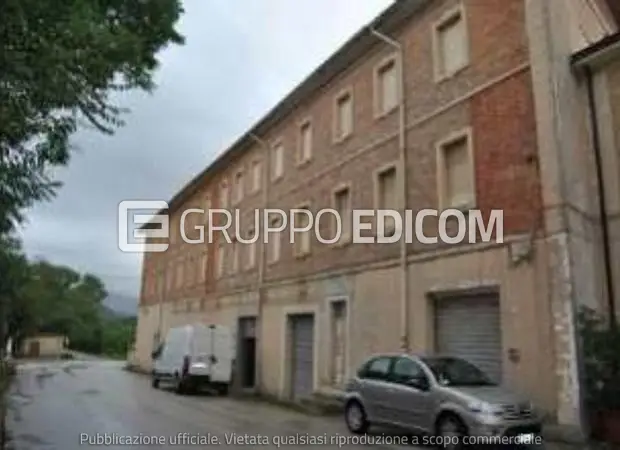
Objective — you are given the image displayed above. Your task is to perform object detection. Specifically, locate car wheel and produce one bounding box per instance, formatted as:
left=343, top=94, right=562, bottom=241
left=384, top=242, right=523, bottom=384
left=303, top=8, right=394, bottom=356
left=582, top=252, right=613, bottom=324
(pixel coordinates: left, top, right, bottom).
left=436, top=415, right=467, bottom=450
left=345, top=400, right=369, bottom=434
left=216, top=384, right=229, bottom=396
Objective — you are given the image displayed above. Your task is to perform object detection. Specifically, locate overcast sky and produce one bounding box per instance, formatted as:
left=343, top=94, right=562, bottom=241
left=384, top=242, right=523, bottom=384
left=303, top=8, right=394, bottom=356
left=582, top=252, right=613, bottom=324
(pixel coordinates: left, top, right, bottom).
left=18, top=0, right=393, bottom=307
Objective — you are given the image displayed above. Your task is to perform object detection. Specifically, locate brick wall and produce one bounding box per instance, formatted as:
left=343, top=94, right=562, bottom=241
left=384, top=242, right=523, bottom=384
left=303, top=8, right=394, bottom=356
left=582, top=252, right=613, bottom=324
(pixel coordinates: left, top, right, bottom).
left=139, top=0, right=541, bottom=302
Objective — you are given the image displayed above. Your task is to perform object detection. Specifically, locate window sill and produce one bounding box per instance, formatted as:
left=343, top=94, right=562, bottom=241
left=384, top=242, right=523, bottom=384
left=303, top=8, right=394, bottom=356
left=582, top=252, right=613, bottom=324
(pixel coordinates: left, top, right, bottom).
left=296, top=157, right=312, bottom=168
left=331, top=234, right=352, bottom=248
left=294, top=250, right=312, bottom=260
left=440, top=200, right=476, bottom=214
left=271, top=175, right=284, bottom=185
left=333, top=132, right=353, bottom=145
left=434, top=62, right=469, bottom=85
left=374, top=104, right=399, bottom=121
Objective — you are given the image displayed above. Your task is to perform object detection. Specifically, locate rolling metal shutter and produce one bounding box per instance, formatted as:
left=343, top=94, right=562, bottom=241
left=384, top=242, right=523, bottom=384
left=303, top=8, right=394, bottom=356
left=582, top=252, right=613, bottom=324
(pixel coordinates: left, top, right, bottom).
left=435, top=294, right=503, bottom=383
left=291, top=315, right=315, bottom=399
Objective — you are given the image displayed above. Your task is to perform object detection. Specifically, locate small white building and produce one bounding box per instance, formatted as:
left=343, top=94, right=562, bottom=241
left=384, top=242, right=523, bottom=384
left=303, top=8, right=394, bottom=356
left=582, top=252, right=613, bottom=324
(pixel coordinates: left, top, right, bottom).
left=21, top=334, right=67, bottom=358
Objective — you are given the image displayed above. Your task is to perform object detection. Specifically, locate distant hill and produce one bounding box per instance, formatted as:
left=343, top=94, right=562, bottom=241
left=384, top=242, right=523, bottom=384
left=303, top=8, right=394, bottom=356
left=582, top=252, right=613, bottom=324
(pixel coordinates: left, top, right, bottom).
left=103, top=292, right=137, bottom=317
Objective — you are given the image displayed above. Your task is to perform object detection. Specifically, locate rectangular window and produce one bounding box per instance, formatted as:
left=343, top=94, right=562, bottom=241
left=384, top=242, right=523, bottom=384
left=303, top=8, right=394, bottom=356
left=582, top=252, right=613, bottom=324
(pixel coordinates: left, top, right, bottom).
left=185, top=258, right=195, bottom=286
left=220, top=182, right=229, bottom=209
left=334, top=91, right=353, bottom=140
left=438, top=130, right=475, bottom=210
left=294, top=207, right=311, bottom=257
left=246, top=227, right=257, bottom=269
left=231, top=239, right=239, bottom=274
left=199, top=253, right=208, bottom=282
left=268, top=218, right=282, bottom=263
left=375, top=58, right=399, bottom=116
left=377, top=166, right=398, bottom=234
left=251, top=160, right=262, bottom=193
left=298, top=121, right=313, bottom=164
left=435, top=6, right=469, bottom=80
left=216, top=244, right=225, bottom=279
left=175, top=259, right=184, bottom=288
left=334, top=187, right=352, bottom=242
left=233, top=170, right=244, bottom=204
left=203, top=196, right=211, bottom=223
left=271, top=142, right=284, bottom=181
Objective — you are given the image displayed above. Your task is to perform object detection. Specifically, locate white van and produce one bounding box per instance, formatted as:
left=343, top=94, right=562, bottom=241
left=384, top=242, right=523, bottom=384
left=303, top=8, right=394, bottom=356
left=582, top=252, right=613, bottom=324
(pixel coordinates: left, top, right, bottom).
left=151, top=324, right=235, bottom=395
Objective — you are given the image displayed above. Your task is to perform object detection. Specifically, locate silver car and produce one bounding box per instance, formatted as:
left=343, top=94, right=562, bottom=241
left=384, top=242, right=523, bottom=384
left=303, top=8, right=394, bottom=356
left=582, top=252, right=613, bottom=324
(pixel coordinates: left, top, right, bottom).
left=344, top=354, right=542, bottom=448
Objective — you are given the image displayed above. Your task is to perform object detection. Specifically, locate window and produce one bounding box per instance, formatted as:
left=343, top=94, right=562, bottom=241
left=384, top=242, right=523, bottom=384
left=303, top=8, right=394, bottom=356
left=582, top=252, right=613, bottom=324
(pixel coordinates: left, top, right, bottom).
left=203, top=196, right=211, bottom=223
left=170, top=217, right=178, bottom=245
left=437, top=129, right=475, bottom=210
left=220, top=181, right=229, bottom=209
left=246, top=227, right=257, bottom=269
left=434, top=6, right=469, bottom=80
left=216, top=244, right=225, bottom=278
left=376, top=165, right=398, bottom=234
left=391, top=358, right=427, bottom=385
left=360, top=357, right=392, bottom=380
left=233, top=170, right=244, bottom=204
left=333, top=186, right=352, bottom=242
left=230, top=239, right=240, bottom=274
left=298, top=121, right=313, bottom=164
left=199, top=253, right=207, bottom=282
left=293, top=207, right=312, bottom=257
left=375, top=57, right=399, bottom=116
left=157, top=275, right=165, bottom=297
left=271, top=141, right=284, bottom=181
left=185, top=258, right=195, bottom=286
left=175, top=259, right=184, bottom=288
left=251, top=160, right=262, bottom=193
left=422, top=357, right=495, bottom=387
left=334, top=90, right=353, bottom=140
left=268, top=218, right=282, bottom=263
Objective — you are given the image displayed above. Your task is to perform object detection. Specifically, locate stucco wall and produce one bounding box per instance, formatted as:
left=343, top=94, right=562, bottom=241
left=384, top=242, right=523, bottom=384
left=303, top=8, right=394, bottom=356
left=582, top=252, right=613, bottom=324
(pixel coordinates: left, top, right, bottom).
left=22, top=336, right=65, bottom=357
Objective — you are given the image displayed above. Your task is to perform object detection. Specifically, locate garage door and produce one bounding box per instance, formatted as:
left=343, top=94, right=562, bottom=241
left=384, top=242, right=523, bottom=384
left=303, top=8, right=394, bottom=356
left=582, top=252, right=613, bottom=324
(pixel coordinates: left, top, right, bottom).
left=435, top=294, right=503, bottom=383
left=291, top=314, right=314, bottom=399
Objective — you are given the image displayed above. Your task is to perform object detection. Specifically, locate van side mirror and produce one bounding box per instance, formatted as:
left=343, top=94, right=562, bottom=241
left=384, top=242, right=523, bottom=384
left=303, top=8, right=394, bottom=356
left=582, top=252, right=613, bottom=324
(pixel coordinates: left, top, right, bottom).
left=151, top=345, right=163, bottom=360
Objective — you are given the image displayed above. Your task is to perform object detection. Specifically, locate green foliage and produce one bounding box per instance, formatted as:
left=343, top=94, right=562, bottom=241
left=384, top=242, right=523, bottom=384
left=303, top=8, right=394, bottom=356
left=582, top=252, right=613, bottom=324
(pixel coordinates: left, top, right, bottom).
left=101, top=316, right=136, bottom=359
left=578, top=306, right=620, bottom=410
left=1, top=248, right=134, bottom=358
left=0, top=0, right=184, bottom=230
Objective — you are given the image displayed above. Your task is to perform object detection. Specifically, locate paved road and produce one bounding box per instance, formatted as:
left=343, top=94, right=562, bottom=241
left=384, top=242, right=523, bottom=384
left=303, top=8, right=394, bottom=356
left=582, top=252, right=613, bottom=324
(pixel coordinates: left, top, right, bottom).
left=5, top=360, right=565, bottom=450
left=6, top=360, right=414, bottom=450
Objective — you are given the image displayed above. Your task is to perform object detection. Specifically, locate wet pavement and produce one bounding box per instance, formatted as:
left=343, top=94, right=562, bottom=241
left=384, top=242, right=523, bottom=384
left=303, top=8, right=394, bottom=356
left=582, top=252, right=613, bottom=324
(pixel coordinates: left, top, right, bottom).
left=5, top=359, right=570, bottom=450
left=5, top=359, right=415, bottom=450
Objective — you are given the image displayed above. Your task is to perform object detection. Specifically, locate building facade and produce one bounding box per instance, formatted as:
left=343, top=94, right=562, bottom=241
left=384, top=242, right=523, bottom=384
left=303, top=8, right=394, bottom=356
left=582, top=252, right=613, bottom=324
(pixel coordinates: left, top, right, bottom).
left=131, top=0, right=620, bottom=437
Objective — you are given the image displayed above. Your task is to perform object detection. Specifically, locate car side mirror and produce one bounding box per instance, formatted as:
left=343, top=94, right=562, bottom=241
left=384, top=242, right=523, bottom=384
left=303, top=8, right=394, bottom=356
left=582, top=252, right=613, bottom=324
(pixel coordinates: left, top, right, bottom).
left=406, top=376, right=430, bottom=391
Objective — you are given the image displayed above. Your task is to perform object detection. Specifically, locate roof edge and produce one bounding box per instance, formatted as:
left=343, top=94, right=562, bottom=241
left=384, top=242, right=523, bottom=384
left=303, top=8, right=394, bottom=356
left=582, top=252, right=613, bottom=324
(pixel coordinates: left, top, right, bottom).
left=153, top=0, right=431, bottom=225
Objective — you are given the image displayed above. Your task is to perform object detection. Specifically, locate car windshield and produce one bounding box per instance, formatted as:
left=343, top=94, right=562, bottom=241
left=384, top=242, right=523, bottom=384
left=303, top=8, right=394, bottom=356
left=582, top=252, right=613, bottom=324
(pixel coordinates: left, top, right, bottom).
left=421, top=357, right=496, bottom=387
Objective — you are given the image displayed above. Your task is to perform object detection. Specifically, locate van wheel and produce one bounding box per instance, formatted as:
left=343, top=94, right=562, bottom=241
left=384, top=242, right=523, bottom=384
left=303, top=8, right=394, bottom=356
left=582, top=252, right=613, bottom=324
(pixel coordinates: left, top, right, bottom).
left=151, top=376, right=160, bottom=389
left=174, top=376, right=187, bottom=395
left=345, top=400, right=369, bottom=434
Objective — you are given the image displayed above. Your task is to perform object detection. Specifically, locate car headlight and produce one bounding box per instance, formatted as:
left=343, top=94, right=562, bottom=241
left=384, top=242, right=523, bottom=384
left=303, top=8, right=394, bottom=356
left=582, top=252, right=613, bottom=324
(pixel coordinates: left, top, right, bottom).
left=468, top=401, right=504, bottom=416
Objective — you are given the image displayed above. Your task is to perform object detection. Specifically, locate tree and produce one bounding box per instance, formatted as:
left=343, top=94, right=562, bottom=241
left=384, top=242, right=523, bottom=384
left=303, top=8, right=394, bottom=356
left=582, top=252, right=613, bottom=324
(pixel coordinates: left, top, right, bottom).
left=0, top=0, right=184, bottom=230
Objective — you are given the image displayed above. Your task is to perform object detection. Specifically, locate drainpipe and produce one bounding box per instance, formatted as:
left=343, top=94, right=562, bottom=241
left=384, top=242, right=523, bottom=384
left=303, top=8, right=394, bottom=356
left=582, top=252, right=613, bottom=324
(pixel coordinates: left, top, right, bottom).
left=584, top=67, right=617, bottom=331
left=369, top=27, right=410, bottom=352
left=250, top=132, right=271, bottom=390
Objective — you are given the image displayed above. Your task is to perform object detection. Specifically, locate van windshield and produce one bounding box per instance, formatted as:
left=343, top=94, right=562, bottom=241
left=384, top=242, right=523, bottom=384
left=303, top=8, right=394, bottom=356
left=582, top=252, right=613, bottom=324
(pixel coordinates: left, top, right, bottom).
left=421, top=357, right=496, bottom=387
